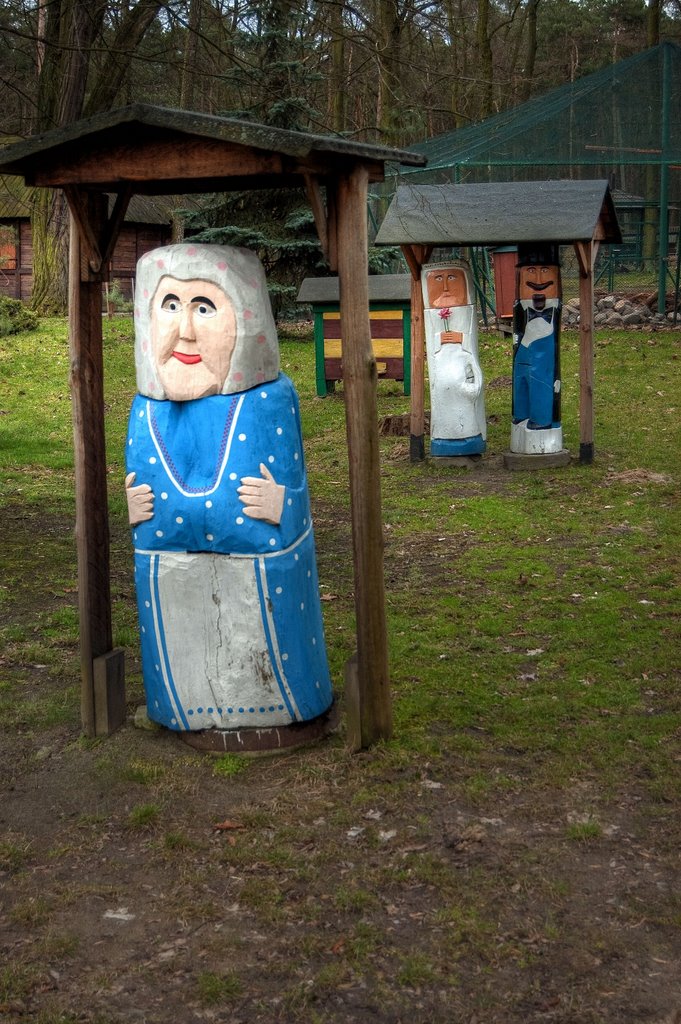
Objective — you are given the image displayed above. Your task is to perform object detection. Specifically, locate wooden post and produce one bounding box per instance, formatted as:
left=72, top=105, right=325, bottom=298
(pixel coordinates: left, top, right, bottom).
left=401, top=244, right=430, bottom=462
left=333, top=167, right=392, bottom=749
left=574, top=239, right=598, bottom=465
left=68, top=206, right=126, bottom=737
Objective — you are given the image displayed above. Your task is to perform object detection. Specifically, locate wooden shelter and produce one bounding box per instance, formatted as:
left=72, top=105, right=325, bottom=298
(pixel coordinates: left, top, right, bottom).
left=375, top=180, right=622, bottom=464
left=0, top=104, right=426, bottom=745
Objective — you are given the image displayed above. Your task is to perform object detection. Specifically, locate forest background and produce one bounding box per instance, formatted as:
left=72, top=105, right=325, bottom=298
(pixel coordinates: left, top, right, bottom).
left=1, top=0, right=681, bottom=312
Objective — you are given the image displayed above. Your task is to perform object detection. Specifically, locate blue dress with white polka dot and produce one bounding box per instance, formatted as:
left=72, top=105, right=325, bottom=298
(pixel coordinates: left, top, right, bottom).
left=126, top=374, right=333, bottom=731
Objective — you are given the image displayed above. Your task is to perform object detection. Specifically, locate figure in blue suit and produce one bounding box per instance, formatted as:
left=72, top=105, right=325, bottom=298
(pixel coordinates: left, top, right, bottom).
left=510, top=243, right=563, bottom=456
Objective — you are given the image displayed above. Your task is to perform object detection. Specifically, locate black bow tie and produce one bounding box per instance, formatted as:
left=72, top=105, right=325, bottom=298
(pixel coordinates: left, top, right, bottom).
left=527, top=308, right=553, bottom=323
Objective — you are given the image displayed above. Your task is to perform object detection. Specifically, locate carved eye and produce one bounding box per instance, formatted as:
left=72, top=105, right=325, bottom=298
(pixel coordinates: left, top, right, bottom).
left=161, top=294, right=180, bottom=312
left=192, top=296, right=217, bottom=318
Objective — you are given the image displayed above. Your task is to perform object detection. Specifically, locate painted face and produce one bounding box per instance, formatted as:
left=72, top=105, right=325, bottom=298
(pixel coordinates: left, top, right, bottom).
left=426, top=267, right=467, bottom=308
left=518, top=264, right=560, bottom=308
left=151, top=276, right=237, bottom=400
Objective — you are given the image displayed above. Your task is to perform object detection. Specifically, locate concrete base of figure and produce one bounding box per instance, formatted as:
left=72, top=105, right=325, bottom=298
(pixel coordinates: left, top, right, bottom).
left=505, top=418, right=570, bottom=468
left=430, top=434, right=485, bottom=458
left=510, top=419, right=564, bottom=456
left=503, top=444, right=571, bottom=471
left=178, top=700, right=339, bottom=755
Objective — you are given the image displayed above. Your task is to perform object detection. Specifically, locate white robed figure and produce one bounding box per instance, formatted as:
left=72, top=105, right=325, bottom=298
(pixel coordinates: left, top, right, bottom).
left=421, top=260, right=486, bottom=457
left=125, top=243, right=333, bottom=733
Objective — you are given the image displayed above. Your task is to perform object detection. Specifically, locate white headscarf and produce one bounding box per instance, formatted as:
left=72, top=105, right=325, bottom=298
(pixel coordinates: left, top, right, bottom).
left=133, top=243, right=280, bottom=400
left=421, top=259, right=474, bottom=308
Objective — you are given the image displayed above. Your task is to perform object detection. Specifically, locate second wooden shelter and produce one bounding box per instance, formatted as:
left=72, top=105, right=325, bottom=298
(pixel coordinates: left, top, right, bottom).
left=375, top=179, right=622, bottom=464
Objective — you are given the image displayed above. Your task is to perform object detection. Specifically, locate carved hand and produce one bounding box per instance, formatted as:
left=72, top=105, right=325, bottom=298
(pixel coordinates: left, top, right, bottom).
left=238, top=464, right=285, bottom=525
left=440, top=330, right=464, bottom=345
left=125, top=471, right=154, bottom=525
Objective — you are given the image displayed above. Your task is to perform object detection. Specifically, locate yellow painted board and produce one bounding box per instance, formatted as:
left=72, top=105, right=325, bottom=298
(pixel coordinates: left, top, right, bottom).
left=323, top=310, right=403, bottom=321
left=324, top=339, right=403, bottom=358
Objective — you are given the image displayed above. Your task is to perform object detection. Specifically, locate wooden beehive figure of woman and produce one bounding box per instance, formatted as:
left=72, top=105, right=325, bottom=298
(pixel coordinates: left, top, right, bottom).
left=125, top=243, right=333, bottom=739
left=421, top=260, right=486, bottom=458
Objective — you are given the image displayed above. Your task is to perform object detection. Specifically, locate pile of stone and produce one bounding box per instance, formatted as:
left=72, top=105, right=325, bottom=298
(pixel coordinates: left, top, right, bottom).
left=562, top=293, right=680, bottom=328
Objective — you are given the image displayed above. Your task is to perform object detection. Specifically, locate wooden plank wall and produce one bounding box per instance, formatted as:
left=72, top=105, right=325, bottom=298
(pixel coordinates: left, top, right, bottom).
left=0, top=219, right=32, bottom=300
left=110, top=225, right=171, bottom=299
left=0, top=220, right=170, bottom=303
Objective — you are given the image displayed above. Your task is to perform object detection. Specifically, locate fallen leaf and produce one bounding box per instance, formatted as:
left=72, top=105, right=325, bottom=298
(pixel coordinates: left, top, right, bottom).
left=213, top=819, right=246, bottom=831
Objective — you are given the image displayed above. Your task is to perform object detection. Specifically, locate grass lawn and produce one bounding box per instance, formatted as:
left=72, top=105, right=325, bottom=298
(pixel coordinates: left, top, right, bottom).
left=0, top=314, right=679, bottom=1024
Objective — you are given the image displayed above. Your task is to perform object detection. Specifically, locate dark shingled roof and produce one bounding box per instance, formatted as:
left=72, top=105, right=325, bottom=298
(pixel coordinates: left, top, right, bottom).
left=375, top=180, right=622, bottom=246
left=297, top=274, right=412, bottom=304
left=0, top=104, right=426, bottom=186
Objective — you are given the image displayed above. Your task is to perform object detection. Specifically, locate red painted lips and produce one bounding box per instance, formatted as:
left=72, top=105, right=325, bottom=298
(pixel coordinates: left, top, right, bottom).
left=172, top=351, right=202, bottom=365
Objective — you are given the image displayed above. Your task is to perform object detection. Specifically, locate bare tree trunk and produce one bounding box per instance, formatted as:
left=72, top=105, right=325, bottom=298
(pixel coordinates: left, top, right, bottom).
left=30, top=188, right=70, bottom=314
left=31, top=0, right=106, bottom=313
left=84, top=0, right=164, bottom=116
left=180, top=0, right=202, bottom=110
left=476, top=0, right=494, bottom=118
left=328, top=0, right=347, bottom=132
left=375, top=0, right=403, bottom=142
left=647, top=0, right=660, bottom=45
left=36, top=0, right=47, bottom=74
left=519, top=0, right=539, bottom=102
left=30, top=0, right=161, bottom=313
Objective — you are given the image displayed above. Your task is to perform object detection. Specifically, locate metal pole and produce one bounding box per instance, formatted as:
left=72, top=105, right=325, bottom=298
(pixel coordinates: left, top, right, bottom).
left=657, top=43, right=671, bottom=314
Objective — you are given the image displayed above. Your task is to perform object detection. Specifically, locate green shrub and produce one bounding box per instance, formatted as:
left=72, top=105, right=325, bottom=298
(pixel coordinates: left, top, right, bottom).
left=0, top=296, right=39, bottom=336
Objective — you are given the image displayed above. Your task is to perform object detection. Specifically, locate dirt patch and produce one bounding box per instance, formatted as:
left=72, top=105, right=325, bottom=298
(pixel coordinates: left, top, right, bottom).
left=605, top=468, right=674, bottom=486
left=1, top=731, right=680, bottom=1024
left=1, top=504, right=680, bottom=1024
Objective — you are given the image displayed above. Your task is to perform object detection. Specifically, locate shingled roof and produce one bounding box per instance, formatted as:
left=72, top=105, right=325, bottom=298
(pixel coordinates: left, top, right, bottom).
left=0, top=104, right=426, bottom=194
left=375, top=180, right=622, bottom=247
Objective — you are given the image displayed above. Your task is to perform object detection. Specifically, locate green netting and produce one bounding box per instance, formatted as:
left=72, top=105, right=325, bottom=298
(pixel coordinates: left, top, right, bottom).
left=398, top=42, right=681, bottom=198
left=379, top=43, right=681, bottom=301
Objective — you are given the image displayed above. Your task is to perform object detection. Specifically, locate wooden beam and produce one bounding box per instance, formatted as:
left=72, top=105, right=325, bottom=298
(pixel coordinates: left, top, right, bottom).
left=401, top=245, right=431, bottom=461
left=69, top=208, right=126, bottom=737
left=64, top=186, right=104, bottom=275
left=30, top=137, right=386, bottom=192
left=33, top=139, right=285, bottom=188
left=65, top=184, right=133, bottom=277
left=333, top=166, right=392, bottom=749
left=326, top=181, right=338, bottom=272
left=101, top=185, right=133, bottom=268
left=304, top=173, right=328, bottom=263
left=574, top=239, right=600, bottom=464
left=401, top=243, right=421, bottom=280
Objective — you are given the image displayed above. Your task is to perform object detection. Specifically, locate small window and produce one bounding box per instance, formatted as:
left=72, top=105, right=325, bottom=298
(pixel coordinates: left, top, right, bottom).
left=0, top=224, right=17, bottom=271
